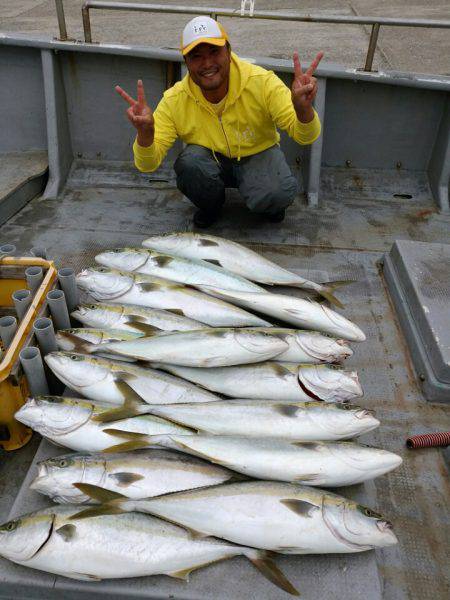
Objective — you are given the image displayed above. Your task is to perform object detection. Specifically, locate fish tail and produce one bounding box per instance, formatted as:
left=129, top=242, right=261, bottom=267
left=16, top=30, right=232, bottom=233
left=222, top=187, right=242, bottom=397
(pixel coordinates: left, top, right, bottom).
left=246, top=549, right=299, bottom=596
left=102, top=429, right=160, bottom=453
left=58, top=331, right=99, bottom=354
left=318, top=280, right=356, bottom=309
left=93, top=397, right=147, bottom=423
left=70, top=484, right=129, bottom=520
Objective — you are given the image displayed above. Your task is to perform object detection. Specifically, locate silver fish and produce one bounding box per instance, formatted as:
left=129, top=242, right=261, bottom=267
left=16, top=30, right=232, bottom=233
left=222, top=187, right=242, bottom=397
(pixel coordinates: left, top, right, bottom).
left=15, top=396, right=192, bottom=453
left=78, top=328, right=289, bottom=368
left=99, top=399, right=378, bottom=440
left=73, top=481, right=398, bottom=555
left=142, top=232, right=349, bottom=307
left=76, top=267, right=271, bottom=327
left=103, top=433, right=400, bottom=487
left=72, top=302, right=206, bottom=333
left=44, top=351, right=220, bottom=405
left=0, top=506, right=297, bottom=594
left=198, top=287, right=366, bottom=342
left=151, top=362, right=362, bottom=403
left=95, top=247, right=265, bottom=293
left=30, top=450, right=241, bottom=504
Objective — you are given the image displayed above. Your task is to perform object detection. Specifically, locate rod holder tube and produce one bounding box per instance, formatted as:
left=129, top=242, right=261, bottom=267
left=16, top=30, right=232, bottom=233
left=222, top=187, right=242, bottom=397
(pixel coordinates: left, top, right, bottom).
left=54, top=0, right=68, bottom=41
left=364, top=23, right=381, bottom=71
left=12, top=289, right=32, bottom=321
left=30, top=247, right=48, bottom=259
left=57, top=268, right=79, bottom=313
left=19, top=346, right=49, bottom=396
left=47, top=289, right=71, bottom=330
left=0, top=316, right=18, bottom=349
left=0, top=244, right=16, bottom=257
left=33, top=317, right=58, bottom=356
left=26, top=266, right=44, bottom=294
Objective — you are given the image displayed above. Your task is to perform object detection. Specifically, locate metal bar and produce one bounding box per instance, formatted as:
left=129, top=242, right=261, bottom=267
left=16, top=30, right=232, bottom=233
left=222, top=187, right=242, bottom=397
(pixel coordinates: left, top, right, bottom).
left=82, top=4, right=93, bottom=43
left=54, top=0, right=68, bottom=41
left=82, top=2, right=450, bottom=29
left=364, top=23, right=380, bottom=72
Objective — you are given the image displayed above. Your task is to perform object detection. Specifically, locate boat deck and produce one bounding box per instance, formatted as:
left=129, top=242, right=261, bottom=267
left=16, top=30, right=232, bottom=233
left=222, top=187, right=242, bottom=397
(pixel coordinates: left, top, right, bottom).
left=0, top=167, right=449, bottom=599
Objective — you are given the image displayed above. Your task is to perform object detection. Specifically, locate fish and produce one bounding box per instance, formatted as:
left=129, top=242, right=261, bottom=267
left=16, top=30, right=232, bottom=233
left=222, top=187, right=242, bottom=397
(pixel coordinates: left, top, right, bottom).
left=197, top=287, right=366, bottom=342
left=101, top=433, right=400, bottom=487
left=151, top=362, right=363, bottom=403
left=72, top=302, right=206, bottom=333
left=30, top=449, right=243, bottom=504
left=76, top=267, right=271, bottom=327
left=142, top=232, right=350, bottom=308
left=56, top=328, right=145, bottom=362
left=44, top=351, right=220, bottom=406
left=96, top=399, right=378, bottom=439
left=0, top=506, right=298, bottom=595
left=67, top=328, right=289, bottom=368
left=72, top=481, right=398, bottom=555
left=95, top=247, right=265, bottom=293
left=14, top=396, right=192, bottom=453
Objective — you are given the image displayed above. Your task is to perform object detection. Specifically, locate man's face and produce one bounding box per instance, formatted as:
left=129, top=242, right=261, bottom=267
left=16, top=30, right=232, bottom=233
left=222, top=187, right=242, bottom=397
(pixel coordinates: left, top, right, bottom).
left=185, top=43, right=231, bottom=92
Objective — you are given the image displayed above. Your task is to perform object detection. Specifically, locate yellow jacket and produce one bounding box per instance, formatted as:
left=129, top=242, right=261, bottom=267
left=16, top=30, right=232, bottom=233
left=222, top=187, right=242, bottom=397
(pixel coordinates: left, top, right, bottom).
left=133, top=52, right=321, bottom=173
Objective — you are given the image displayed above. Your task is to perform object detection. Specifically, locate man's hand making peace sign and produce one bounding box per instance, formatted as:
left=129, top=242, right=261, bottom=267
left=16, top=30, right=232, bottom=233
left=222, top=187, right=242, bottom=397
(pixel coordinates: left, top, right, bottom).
left=291, top=51, right=324, bottom=123
left=115, top=79, right=154, bottom=147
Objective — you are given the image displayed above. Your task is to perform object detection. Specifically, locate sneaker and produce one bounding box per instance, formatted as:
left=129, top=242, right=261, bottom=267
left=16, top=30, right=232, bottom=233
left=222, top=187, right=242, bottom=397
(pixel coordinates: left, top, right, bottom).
left=265, top=209, right=286, bottom=223
left=193, top=209, right=219, bottom=228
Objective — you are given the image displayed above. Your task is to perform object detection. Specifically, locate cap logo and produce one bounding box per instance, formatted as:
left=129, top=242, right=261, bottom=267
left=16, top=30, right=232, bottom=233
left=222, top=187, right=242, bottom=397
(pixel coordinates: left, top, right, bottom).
left=194, top=24, right=208, bottom=34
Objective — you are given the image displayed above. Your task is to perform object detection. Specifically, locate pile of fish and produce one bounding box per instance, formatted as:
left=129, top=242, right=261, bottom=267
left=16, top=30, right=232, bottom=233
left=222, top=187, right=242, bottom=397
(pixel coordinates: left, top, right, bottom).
left=3, top=232, right=402, bottom=595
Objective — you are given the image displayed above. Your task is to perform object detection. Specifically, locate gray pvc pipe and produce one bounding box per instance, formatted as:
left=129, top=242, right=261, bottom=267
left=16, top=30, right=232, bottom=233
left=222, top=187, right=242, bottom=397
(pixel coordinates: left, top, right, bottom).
left=0, top=244, right=16, bottom=256
left=33, top=317, right=58, bottom=356
left=12, top=289, right=32, bottom=321
left=0, top=315, right=18, bottom=349
left=30, top=247, right=47, bottom=259
left=19, top=346, right=49, bottom=396
left=26, top=266, right=44, bottom=294
left=47, top=289, right=71, bottom=330
left=57, top=268, right=79, bottom=312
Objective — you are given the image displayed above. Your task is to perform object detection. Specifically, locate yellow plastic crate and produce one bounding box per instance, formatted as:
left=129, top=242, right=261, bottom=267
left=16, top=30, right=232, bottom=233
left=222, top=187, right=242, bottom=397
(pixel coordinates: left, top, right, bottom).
left=0, top=257, right=57, bottom=450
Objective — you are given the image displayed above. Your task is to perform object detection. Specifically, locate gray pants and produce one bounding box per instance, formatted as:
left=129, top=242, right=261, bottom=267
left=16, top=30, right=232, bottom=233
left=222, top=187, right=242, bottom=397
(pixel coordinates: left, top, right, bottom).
left=174, top=144, right=298, bottom=216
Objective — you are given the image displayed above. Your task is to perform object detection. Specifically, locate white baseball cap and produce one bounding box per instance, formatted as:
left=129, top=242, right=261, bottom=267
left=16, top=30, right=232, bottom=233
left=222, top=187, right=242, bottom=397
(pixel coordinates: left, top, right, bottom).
left=181, top=16, right=229, bottom=56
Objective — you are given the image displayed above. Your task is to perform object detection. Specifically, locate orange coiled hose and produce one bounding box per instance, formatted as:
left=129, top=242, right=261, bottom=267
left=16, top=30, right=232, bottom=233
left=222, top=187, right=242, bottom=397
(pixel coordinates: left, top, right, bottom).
left=406, top=432, right=450, bottom=449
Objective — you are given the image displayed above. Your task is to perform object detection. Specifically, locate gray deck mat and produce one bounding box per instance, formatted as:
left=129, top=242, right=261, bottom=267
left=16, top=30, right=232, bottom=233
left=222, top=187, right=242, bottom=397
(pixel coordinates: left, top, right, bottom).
left=0, top=173, right=449, bottom=599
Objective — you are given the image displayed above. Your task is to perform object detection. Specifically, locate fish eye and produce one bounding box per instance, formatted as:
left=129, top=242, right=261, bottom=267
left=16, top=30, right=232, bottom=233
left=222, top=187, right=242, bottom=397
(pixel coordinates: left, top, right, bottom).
left=59, top=459, right=70, bottom=468
left=97, top=267, right=108, bottom=273
left=89, top=304, right=97, bottom=309
left=358, top=505, right=383, bottom=519
left=112, top=248, right=122, bottom=253
left=70, top=354, right=81, bottom=361
left=2, top=520, right=19, bottom=532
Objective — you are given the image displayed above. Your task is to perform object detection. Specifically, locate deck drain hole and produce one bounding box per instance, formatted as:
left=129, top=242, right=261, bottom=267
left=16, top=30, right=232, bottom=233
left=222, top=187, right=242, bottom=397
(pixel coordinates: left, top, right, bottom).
left=393, top=193, right=413, bottom=199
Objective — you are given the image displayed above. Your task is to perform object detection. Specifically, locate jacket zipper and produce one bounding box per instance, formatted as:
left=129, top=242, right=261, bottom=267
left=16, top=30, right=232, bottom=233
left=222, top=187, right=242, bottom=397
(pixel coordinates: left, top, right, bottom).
left=219, top=116, right=231, bottom=158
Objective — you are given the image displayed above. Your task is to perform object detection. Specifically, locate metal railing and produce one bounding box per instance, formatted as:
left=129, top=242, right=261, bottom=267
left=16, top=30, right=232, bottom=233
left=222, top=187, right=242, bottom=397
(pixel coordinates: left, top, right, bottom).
left=54, top=1, right=450, bottom=72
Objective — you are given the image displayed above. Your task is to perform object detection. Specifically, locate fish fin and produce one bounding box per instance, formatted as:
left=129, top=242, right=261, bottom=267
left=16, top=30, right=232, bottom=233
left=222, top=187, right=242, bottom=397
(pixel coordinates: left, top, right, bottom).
left=103, top=441, right=152, bottom=454
left=274, top=404, right=299, bottom=417
left=164, top=308, right=185, bottom=316
left=248, top=550, right=299, bottom=597
left=271, top=363, right=296, bottom=377
left=198, top=238, right=219, bottom=247
left=321, top=280, right=355, bottom=289
left=317, top=280, right=355, bottom=309
left=168, top=567, right=193, bottom=581
left=108, top=472, right=145, bottom=487
left=185, top=526, right=209, bottom=540
left=93, top=394, right=147, bottom=423
left=153, top=255, right=174, bottom=268
left=136, top=282, right=162, bottom=292
left=203, top=259, right=222, bottom=267
left=292, top=474, right=321, bottom=483
left=55, top=524, right=77, bottom=542
left=102, top=429, right=149, bottom=439
left=125, top=318, right=161, bottom=336
left=69, top=505, right=125, bottom=520
left=59, top=571, right=102, bottom=581
left=290, top=442, right=320, bottom=450
left=73, top=483, right=126, bottom=503
left=172, top=439, right=222, bottom=465
left=280, top=499, right=320, bottom=518
left=114, top=375, right=147, bottom=403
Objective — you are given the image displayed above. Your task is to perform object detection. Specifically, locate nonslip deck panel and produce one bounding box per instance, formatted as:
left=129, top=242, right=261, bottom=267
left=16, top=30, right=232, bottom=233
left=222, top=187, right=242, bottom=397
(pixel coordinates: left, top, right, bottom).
left=384, top=240, right=450, bottom=402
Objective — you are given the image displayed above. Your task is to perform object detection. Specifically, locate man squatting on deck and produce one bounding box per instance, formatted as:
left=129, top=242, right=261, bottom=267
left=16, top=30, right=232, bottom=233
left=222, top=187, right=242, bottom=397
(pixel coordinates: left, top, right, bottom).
left=117, top=17, right=323, bottom=228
